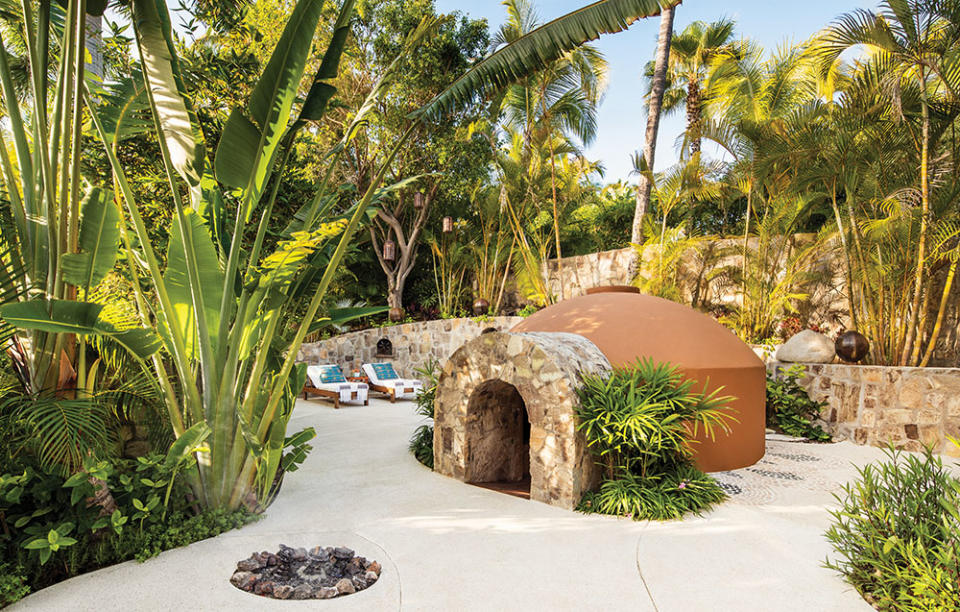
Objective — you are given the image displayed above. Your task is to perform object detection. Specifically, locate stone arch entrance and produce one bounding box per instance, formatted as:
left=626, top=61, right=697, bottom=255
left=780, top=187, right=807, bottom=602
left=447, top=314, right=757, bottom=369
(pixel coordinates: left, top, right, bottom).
left=465, top=380, right=531, bottom=495
left=433, top=332, right=610, bottom=509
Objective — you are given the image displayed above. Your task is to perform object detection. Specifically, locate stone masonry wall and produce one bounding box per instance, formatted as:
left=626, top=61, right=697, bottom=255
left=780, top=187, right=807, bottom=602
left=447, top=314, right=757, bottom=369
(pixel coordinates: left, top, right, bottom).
left=768, top=362, right=960, bottom=458
left=297, top=317, right=523, bottom=380
left=434, top=331, right=611, bottom=510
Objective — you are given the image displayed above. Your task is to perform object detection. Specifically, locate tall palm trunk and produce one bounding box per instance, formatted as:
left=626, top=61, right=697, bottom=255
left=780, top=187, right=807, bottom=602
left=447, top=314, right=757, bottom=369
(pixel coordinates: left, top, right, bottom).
left=901, top=78, right=930, bottom=366
left=631, top=4, right=675, bottom=268
left=549, top=138, right=565, bottom=300
left=686, top=78, right=701, bottom=154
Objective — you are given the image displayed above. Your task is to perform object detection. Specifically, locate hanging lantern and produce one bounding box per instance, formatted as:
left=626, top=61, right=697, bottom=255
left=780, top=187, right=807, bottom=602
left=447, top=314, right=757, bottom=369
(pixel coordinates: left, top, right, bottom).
left=442, top=216, right=454, bottom=234
left=414, top=192, right=425, bottom=209
left=383, top=239, right=396, bottom=262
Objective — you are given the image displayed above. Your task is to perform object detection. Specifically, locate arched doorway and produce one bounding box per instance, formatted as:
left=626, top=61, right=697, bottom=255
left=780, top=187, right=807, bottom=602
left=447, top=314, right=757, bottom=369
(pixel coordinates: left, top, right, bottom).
left=433, top=331, right=609, bottom=510
left=464, top=380, right=531, bottom=498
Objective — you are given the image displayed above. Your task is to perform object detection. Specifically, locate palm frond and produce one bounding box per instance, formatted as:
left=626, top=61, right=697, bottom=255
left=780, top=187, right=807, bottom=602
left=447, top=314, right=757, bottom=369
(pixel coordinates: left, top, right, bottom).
left=417, top=0, right=678, bottom=119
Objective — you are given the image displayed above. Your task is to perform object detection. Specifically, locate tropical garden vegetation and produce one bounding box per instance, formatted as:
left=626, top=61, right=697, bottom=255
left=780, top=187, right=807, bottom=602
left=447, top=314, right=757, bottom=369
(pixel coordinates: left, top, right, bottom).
left=3, top=0, right=960, bottom=607
left=0, top=0, right=678, bottom=603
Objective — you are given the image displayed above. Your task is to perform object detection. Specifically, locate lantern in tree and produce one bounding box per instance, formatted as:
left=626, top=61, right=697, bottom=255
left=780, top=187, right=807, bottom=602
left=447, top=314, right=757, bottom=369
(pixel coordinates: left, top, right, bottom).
left=414, top=192, right=425, bottom=209
left=442, top=216, right=454, bottom=234
left=383, top=239, right=396, bottom=262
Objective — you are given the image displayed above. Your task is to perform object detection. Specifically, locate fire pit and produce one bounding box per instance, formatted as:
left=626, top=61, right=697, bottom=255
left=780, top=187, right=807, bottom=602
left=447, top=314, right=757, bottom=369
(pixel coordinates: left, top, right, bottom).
left=230, top=544, right=381, bottom=600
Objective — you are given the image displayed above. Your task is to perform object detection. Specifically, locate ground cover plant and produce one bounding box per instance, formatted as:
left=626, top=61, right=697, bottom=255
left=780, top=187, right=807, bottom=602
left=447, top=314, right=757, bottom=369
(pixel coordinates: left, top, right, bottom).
left=825, top=446, right=960, bottom=611
left=0, top=451, right=257, bottom=608
left=575, top=359, right=733, bottom=520
left=765, top=365, right=831, bottom=442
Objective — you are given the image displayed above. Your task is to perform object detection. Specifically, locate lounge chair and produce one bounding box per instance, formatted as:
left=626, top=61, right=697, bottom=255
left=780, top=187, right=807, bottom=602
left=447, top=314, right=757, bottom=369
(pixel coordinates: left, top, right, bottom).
left=362, top=362, right=423, bottom=402
left=303, top=364, right=368, bottom=409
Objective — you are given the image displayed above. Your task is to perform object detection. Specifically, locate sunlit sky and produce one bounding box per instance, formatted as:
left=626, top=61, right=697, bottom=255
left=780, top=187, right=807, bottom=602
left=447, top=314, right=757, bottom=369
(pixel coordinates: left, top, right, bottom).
left=435, top=0, right=877, bottom=182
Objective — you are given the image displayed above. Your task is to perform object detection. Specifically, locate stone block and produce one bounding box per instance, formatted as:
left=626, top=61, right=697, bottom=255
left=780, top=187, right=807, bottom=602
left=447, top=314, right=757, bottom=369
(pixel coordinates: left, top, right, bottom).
left=880, top=408, right=914, bottom=424
left=898, top=376, right=930, bottom=408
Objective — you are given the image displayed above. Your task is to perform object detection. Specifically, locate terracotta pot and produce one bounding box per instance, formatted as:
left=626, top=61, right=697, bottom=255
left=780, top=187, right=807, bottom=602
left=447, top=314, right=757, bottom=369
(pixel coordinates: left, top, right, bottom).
left=388, top=307, right=404, bottom=323
left=472, top=298, right=490, bottom=316
left=835, top=330, right=869, bottom=363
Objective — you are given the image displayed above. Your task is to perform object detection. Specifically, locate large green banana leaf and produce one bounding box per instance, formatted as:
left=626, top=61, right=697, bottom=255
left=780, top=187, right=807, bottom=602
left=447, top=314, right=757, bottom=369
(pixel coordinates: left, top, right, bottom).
left=0, top=299, right=161, bottom=359
left=214, top=0, right=327, bottom=218
left=60, top=188, right=121, bottom=293
left=297, top=0, right=357, bottom=123
left=163, top=207, right=225, bottom=361
left=132, top=0, right=207, bottom=186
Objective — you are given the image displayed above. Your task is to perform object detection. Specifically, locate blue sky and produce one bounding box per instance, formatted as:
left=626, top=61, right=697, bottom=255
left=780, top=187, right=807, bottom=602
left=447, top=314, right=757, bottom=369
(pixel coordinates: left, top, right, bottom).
left=435, top=0, right=877, bottom=182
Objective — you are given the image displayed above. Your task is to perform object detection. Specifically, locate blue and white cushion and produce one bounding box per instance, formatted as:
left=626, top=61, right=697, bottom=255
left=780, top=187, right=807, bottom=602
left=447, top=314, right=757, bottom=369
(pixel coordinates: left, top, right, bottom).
left=305, top=365, right=368, bottom=405
left=362, top=362, right=424, bottom=400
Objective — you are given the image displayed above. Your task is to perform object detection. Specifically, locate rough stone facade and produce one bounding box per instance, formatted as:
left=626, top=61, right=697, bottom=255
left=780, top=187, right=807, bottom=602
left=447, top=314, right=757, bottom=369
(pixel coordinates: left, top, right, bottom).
left=297, top=317, right=523, bottom=379
left=544, top=248, right=634, bottom=300
left=769, top=362, right=960, bottom=457
left=433, top=331, right=611, bottom=510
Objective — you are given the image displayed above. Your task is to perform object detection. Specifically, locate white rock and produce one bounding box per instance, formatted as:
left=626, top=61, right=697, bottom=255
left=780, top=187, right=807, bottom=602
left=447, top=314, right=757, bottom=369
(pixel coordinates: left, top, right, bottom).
left=776, top=330, right=835, bottom=363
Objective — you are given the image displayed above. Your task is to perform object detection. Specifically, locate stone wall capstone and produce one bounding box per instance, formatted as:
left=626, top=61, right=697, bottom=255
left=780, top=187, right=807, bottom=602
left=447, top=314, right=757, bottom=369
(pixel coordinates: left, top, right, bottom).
left=768, top=361, right=960, bottom=457
left=297, top=317, right=524, bottom=379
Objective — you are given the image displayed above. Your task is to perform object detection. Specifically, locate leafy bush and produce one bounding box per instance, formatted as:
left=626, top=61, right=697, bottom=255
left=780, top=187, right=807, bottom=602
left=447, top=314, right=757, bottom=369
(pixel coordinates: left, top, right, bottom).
left=825, top=446, right=960, bottom=611
left=0, top=565, right=29, bottom=608
left=0, top=452, right=257, bottom=607
left=408, top=359, right=440, bottom=469
left=575, top=359, right=734, bottom=520
left=766, top=365, right=831, bottom=441
left=579, top=464, right=727, bottom=521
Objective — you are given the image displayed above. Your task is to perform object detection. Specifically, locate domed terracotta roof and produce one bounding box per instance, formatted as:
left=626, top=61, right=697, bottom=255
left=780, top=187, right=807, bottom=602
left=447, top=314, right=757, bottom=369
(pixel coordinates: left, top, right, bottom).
left=512, top=287, right=765, bottom=472
left=511, top=288, right=763, bottom=371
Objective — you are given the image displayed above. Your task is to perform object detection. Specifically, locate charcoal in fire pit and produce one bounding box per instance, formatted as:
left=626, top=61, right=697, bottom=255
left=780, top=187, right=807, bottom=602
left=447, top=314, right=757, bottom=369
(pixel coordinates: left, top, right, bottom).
left=230, top=545, right=381, bottom=600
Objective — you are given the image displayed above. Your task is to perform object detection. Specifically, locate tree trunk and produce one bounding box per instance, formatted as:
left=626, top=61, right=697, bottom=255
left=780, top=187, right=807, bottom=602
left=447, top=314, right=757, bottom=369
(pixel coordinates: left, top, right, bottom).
left=686, top=78, right=701, bottom=155
left=901, top=77, right=930, bottom=366
left=630, top=4, right=675, bottom=276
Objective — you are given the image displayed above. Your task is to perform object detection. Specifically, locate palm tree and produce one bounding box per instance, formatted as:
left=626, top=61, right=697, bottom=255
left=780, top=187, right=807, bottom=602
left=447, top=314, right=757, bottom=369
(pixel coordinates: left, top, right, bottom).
left=631, top=3, right=675, bottom=254
left=644, top=17, right=738, bottom=155
left=494, top=0, right=609, bottom=300
left=817, top=0, right=960, bottom=364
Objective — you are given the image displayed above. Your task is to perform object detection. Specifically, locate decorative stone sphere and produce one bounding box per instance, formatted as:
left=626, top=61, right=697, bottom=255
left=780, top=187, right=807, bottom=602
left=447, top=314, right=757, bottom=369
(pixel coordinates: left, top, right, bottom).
left=472, top=298, right=490, bottom=316
left=388, top=307, right=404, bottom=323
left=835, top=330, right=869, bottom=363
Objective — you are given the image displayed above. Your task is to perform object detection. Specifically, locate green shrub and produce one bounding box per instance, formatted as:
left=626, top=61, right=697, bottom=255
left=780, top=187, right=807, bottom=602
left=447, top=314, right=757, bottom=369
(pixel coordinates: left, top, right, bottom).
left=0, top=454, right=257, bottom=606
left=408, top=359, right=439, bottom=469
left=825, top=447, right=960, bottom=611
left=579, top=464, right=727, bottom=521
left=575, top=359, right=734, bottom=520
left=0, top=565, right=29, bottom=608
left=766, top=365, right=831, bottom=441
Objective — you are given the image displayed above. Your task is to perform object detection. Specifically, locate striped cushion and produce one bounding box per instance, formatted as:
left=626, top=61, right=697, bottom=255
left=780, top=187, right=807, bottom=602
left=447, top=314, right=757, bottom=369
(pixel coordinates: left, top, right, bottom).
left=317, top=364, right=346, bottom=384
left=371, top=362, right=398, bottom=381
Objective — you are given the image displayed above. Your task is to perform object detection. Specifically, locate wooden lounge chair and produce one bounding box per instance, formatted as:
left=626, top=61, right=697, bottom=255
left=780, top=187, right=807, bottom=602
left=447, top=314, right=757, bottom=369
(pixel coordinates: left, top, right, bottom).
left=362, top=362, right=423, bottom=403
left=303, top=365, right=369, bottom=409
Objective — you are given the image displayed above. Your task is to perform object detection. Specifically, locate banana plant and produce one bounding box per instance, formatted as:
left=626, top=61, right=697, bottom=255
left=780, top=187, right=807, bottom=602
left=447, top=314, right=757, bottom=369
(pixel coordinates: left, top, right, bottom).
left=77, top=0, right=679, bottom=511
left=0, top=2, right=162, bottom=473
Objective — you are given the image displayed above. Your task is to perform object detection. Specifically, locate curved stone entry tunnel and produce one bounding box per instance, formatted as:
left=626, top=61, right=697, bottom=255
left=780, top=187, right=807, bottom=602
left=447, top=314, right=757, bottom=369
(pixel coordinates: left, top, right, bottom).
left=434, top=332, right=610, bottom=510
left=465, top=380, right=531, bottom=496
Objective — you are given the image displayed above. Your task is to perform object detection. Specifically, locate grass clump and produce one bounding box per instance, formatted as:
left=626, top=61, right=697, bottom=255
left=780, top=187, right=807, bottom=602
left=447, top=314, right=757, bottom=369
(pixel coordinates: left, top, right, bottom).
left=825, top=446, right=960, bottom=611
left=575, top=359, right=735, bottom=521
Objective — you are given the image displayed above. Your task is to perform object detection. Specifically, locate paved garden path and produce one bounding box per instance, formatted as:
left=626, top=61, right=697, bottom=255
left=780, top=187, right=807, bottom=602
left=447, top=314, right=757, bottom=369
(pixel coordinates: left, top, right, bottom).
left=14, top=399, right=907, bottom=611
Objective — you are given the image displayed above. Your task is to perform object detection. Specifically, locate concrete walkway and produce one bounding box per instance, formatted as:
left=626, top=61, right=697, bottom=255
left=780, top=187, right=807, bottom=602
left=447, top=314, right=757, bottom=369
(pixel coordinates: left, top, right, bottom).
left=14, top=399, right=908, bottom=611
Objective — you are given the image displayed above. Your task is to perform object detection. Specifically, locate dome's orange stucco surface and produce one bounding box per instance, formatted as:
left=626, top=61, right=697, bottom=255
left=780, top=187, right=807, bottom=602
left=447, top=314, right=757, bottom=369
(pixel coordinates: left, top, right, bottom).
left=511, top=287, right=766, bottom=472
